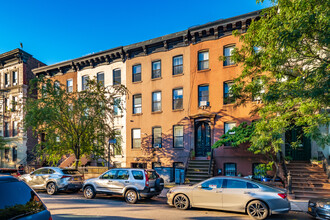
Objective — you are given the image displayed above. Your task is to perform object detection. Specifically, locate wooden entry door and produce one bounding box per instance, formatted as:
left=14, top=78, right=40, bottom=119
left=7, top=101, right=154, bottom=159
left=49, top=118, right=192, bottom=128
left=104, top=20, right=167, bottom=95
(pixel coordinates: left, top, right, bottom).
left=195, top=121, right=211, bottom=157
left=285, top=127, right=311, bottom=161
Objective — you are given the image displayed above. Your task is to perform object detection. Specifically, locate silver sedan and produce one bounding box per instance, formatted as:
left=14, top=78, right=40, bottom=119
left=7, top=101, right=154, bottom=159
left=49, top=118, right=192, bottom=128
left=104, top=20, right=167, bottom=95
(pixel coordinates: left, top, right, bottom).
left=167, top=177, right=290, bottom=220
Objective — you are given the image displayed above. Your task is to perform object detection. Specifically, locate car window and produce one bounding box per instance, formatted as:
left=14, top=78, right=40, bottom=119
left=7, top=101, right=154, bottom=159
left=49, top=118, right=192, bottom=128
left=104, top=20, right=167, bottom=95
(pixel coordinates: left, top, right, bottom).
left=62, top=169, right=81, bottom=175
left=132, top=171, right=144, bottom=180
left=116, top=170, right=129, bottom=180
left=201, top=179, right=223, bottom=190
left=33, top=169, right=45, bottom=175
left=247, top=182, right=259, bottom=189
left=0, top=181, right=46, bottom=219
left=225, top=179, right=247, bottom=189
left=147, top=171, right=158, bottom=180
left=102, top=170, right=117, bottom=179
left=48, top=169, right=55, bottom=174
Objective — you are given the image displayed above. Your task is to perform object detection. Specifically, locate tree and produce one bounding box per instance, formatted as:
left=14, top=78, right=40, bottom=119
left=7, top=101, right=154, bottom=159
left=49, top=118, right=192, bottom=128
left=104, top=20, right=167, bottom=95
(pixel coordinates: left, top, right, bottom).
left=24, top=77, right=126, bottom=169
left=214, top=0, right=329, bottom=169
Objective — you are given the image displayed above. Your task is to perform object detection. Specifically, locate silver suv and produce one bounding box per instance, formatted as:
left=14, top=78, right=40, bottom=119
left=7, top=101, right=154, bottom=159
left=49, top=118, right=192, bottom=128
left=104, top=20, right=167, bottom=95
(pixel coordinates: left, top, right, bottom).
left=83, top=168, right=164, bottom=203
left=20, top=167, right=84, bottom=195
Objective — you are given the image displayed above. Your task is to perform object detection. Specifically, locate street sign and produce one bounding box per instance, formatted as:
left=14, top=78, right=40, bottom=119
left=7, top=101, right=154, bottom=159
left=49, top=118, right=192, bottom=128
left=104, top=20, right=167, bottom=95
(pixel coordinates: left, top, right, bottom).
left=109, top=139, right=117, bottom=144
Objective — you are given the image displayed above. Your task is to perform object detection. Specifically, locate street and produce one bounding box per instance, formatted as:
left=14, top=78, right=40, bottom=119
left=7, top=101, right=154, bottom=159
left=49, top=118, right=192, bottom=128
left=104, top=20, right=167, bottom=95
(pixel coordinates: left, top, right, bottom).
left=39, top=192, right=314, bottom=220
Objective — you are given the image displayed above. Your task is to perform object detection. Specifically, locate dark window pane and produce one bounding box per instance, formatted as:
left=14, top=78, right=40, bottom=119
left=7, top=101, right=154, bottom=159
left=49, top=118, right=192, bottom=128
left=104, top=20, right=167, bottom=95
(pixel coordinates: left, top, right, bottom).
left=224, top=46, right=235, bottom=66
left=113, top=69, right=121, bottom=85
left=132, top=171, right=144, bottom=180
left=173, top=88, right=183, bottom=110
left=198, top=85, right=209, bottom=106
left=152, top=61, right=161, bottom=79
left=97, top=73, right=104, bottom=86
left=224, top=82, right=235, bottom=104
left=173, top=125, right=184, bottom=148
left=224, top=163, right=236, bottom=176
left=116, top=170, right=129, bottom=180
left=201, top=179, right=223, bottom=189
left=102, top=170, right=117, bottom=179
left=173, top=55, right=183, bottom=75
left=198, top=51, right=209, bottom=70
left=225, top=179, right=247, bottom=189
left=133, top=65, right=141, bottom=82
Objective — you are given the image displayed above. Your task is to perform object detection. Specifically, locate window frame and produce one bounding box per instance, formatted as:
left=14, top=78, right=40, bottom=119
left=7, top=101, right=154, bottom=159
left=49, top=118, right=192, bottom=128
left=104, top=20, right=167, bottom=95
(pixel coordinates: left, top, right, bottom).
left=82, top=75, right=89, bottom=91
left=113, top=69, right=121, bottom=85
left=132, top=128, right=141, bottom=149
left=12, top=71, right=18, bottom=85
left=133, top=94, right=142, bottom=114
left=198, top=84, right=209, bottom=107
left=224, top=163, right=237, bottom=176
left=132, top=64, right=142, bottom=82
left=198, top=50, right=209, bottom=71
left=152, top=91, right=162, bottom=112
left=223, top=81, right=235, bottom=104
left=172, top=88, right=183, bottom=110
left=173, top=125, right=184, bottom=148
left=66, top=79, right=73, bottom=93
left=173, top=55, right=183, bottom=75
left=152, top=60, right=161, bottom=79
left=97, top=72, right=105, bottom=86
left=223, top=45, right=235, bottom=66
left=152, top=127, right=162, bottom=148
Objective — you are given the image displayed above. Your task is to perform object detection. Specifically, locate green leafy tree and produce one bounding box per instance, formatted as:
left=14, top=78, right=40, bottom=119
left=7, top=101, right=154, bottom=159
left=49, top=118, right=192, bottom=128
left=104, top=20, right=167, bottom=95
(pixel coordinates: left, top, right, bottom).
left=24, top=77, right=126, bottom=169
left=214, top=0, right=329, bottom=175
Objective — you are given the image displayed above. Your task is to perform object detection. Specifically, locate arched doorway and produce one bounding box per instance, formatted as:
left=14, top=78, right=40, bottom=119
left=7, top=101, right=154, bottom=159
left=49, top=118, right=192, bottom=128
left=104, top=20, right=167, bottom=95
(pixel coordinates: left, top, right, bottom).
left=195, top=121, right=211, bottom=157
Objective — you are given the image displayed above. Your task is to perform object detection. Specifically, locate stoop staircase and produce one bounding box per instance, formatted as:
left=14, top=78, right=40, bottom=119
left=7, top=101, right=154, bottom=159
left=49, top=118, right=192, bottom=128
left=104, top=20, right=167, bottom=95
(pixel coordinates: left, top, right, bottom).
left=185, top=160, right=214, bottom=184
left=286, top=161, right=330, bottom=200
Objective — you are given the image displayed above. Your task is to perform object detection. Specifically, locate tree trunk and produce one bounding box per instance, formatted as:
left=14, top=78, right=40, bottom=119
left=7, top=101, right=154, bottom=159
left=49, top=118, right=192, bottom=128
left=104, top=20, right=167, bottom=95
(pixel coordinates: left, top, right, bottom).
left=75, top=145, right=80, bottom=170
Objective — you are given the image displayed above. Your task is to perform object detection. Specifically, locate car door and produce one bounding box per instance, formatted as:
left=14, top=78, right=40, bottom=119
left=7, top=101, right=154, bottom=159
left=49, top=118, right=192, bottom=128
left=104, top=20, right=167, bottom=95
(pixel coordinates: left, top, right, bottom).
left=111, top=170, right=130, bottom=194
left=33, top=168, right=49, bottom=188
left=94, top=169, right=117, bottom=193
left=25, top=169, right=42, bottom=188
left=192, top=178, right=223, bottom=210
left=221, top=179, right=257, bottom=212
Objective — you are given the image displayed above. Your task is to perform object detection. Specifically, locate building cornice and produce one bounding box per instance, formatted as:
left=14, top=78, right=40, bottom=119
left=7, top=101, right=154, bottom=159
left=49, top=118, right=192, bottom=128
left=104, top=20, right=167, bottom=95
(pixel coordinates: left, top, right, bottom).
left=0, top=49, right=33, bottom=68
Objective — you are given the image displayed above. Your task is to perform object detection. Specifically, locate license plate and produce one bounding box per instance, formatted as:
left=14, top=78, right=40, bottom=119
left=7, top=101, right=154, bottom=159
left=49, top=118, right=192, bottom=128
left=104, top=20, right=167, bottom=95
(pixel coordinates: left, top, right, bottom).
left=74, top=177, right=79, bottom=181
left=150, top=188, right=155, bottom=192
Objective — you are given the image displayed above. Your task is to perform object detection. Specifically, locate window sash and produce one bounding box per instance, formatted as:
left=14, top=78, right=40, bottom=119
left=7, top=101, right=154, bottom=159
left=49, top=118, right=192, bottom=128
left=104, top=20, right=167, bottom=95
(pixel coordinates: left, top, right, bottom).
left=67, top=80, right=73, bottom=93
left=133, top=65, right=141, bottom=82
left=198, top=85, right=209, bottom=106
left=97, top=73, right=105, bottom=86
left=224, top=46, right=235, bottom=66
left=224, top=82, right=235, bottom=104
left=198, top=51, right=209, bottom=70
left=82, top=76, right=89, bottom=90
left=173, top=89, right=183, bottom=110
left=113, top=69, right=121, bottom=85
left=12, top=71, right=18, bottom=84
left=152, top=92, right=161, bottom=112
left=133, top=95, right=142, bottom=114
left=152, top=127, right=162, bottom=147
left=173, top=56, right=183, bottom=75
left=152, top=61, right=161, bottom=79
left=132, top=129, right=141, bottom=148
left=173, top=126, right=184, bottom=148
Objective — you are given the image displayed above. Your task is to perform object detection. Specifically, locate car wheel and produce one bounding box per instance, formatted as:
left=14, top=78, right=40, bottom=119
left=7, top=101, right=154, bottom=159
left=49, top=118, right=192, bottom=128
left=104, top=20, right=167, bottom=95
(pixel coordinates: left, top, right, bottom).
left=247, top=200, right=269, bottom=220
left=46, top=182, right=57, bottom=195
left=173, top=194, right=190, bottom=210
left=84, top=186, right=96, bottom=199
left=125, top=189, right=138, bottom=204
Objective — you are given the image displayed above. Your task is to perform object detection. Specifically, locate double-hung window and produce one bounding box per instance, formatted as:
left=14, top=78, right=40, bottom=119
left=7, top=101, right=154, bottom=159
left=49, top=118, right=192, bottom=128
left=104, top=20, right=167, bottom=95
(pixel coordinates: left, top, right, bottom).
left=12, top=71, right=18, bottom=85
left=198, top=51, right=209, bottom=70
left=152, top=61, right=161, bottom=79
left=113, top=69, right=121, bottom=85
left=224, top=82, right=235, bottom=104
left=67, top=79, right=73, bottom=93
left=132, top=64, right=141, bottom=82
left=132, top=128, right=141, bottom=148
left=114, top=97, right=121, bottom=116
left=224, top=122, right=236, bottom=146
left=12, top=121, right=18, bottom=136
left=133, top=94, right=142, bottom=114
left=224, top=45, right=235, bottom=66
left=173, top=125, right=184, bottom=148
left=173, top=88, right=183, bottom=110
left=97, top=72, right=104, bottom=86
left=152, top=91, right=161, bottom=112
left=82, top=75, right=89, bottom=91
left=198, top=85, right=209, bottom=107
left=173, top=55, right=183, bottom=75
left=152, top=127, right=162, bottom=148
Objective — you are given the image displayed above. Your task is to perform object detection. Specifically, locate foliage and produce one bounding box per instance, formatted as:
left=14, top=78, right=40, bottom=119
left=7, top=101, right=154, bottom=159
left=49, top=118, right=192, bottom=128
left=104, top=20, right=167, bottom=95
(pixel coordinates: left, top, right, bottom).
left=217, top=0, right=330, bottom=156
left=284, top=156, right=292, bottom=161
left=24, top=77, right=126, bottom=168
left=254, top=163, right=274, bottom=177
left=0, top=136, right=8, bottom=150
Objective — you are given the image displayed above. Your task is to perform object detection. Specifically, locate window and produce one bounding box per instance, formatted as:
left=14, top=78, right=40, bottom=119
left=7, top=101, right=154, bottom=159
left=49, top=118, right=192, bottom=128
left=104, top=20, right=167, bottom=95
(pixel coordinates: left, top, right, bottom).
left=198, top=51, right=209, bottom=70
left=224, top=122, right=236, bottom=146
left=152, top=60, right=161, bottom=79
left=201, top=179, right=223, bottom=190
left=4, top=148, right=9, bottom=160
left=132, top=64, right=141, bottom=82
left=152, top=127, right=162, bottom=148
left=224, top=45, right=235, bottom=66
left=114, top=129, right=121, bottom=156
left=97, top=72, right=104, bottom=86
left=5, top=98, right=9, bottom=112
left=133, top=94, right=142, bottom=114
left=247, top=182, right=259, bottom=189
left=12, top=96, right=17, bottom=111
left=225, top=179, right=247, bottom=188
left=132, top=170, right=144, bottom=180
left=173, top=88, right=183, bottom=110
left=113, top=69, right=121, bottom=85
left=198, top=85, right=209, bottom=107
left=224, top=163, right=237, bottom=176
left=12, top=71, right=18, bottom=85
left=132, top=128, right=141, bottom=148
left=102, top=169, right=117, bottom=179
left=114, top=98, right=121, bottom=116
left=12, top=147, right=17, bottom=162
left=67, top=79, right=73, bottom=93
left=152, top=91, right=161, bottom=112
left=252, top=163, right=262, bottom=179
left=42, top=83, right=47, bottom=97
left=54, top=81, right=60, bottom=94
left=173, top=55, right=183, bottom=75
left=152, top=162, right=162, bottom=168
left=224, top=82, right=234, bottom=104
left=116, top=170, right=129, bottom=180
left=5, top=73, right=9, bottom=86
left=173, top=125, right=184, bottom=148
left=252, top=78, right=265, bottom=101
left=131, top=163, right=147, bottom=169
left=4, top=122, right=9, bottom=137
left=12, top=121, right=18, bottom=136
left=82, top=75, right=89, bottom=91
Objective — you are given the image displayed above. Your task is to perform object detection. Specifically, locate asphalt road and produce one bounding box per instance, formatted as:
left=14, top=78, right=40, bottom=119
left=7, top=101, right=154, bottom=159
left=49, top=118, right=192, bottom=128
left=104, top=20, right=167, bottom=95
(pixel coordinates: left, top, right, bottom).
left=39, top=192, right=314, bottom=220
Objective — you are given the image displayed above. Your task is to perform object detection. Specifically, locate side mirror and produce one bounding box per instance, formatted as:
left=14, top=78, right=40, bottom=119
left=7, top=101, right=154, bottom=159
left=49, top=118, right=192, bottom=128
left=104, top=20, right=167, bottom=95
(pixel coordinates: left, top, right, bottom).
left=197, top=185, right=202, bottom=189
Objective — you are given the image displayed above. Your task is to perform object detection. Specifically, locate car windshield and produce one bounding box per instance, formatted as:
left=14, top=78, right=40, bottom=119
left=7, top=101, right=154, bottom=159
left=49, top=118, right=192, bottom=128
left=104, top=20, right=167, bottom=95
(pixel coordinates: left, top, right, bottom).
left=0, top=181, right=46, bottom=219
left=62, top=169, right=81, bottom=175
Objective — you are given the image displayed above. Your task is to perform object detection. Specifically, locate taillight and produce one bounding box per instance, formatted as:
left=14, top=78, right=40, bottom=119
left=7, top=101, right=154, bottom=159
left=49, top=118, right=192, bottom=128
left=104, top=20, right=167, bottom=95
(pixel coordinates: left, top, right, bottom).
left=278, top=193, right=287, bottom=199
left=144, top=171, right=149, bottom=187
left=61, top=175, right=71, bottom=179
left=49, top=216, right=53, bottom=220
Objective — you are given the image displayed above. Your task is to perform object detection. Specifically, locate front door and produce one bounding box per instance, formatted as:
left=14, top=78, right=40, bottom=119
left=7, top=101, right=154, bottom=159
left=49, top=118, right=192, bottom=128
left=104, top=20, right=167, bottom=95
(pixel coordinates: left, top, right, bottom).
left=195, top=121, right=211, bottom=157
left=285, top=127, right=311, bottom=161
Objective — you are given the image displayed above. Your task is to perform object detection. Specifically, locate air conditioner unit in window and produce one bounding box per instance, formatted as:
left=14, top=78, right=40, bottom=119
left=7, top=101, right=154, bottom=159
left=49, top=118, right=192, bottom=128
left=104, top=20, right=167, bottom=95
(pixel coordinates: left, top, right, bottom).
left=153, top=144, right=162, bottom=148
left=200, top=101, right=210, bottom=107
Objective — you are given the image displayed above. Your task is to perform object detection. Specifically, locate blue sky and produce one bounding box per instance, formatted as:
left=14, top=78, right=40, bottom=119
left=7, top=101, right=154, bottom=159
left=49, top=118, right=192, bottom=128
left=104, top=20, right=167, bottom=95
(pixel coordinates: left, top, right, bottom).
left=0, top=0, right=271, bottom=65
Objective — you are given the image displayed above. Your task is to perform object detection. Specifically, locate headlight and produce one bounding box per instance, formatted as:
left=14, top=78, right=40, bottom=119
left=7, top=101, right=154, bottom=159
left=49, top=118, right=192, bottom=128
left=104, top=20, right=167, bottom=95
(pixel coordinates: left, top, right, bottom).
left=318, top=202, right=325, bottom=208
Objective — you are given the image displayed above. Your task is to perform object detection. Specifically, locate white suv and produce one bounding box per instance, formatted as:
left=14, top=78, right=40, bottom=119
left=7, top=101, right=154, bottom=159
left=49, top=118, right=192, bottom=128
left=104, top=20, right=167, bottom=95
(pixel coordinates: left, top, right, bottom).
left=83, top=168, right=164, bottom=203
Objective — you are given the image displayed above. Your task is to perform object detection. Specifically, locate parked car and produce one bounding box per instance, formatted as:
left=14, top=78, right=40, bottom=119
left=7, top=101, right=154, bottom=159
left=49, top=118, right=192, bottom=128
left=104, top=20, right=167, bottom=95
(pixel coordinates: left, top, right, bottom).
left=0, top=168, right=21, bottom=177
left=20, top=167, right=84, bottom=195
left=83, top=168, right=164, bottom=204
left=167, top=176, right=290, bottom=220
left=308, top=198, right=330, bottom=219
left=0, top=175, right=52, bottom=219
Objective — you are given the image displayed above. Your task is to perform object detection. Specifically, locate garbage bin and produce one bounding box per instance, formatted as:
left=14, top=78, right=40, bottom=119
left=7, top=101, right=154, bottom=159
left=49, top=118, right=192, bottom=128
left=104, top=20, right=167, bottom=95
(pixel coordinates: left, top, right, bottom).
left=175, top=168, right=185, bottom=184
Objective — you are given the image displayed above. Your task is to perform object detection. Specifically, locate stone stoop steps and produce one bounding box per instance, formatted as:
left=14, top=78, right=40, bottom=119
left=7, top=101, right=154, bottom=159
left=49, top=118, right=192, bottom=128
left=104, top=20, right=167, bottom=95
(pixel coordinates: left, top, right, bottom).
left=287, top=161, right=330, bottom=200
left=185, top=160, right=214, bottom=184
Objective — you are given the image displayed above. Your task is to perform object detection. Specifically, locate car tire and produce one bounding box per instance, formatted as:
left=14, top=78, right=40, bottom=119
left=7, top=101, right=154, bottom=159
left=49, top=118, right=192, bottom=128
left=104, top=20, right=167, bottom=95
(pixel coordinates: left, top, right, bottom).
left=247, top=200, right=269, bottom=220
left=46, top=182, right=57, bottom=195
left=173, top=194, right=190, bottom=210
left=125, top=189, right=138, bottom=204
left=84, top=186, right=96, bottom=199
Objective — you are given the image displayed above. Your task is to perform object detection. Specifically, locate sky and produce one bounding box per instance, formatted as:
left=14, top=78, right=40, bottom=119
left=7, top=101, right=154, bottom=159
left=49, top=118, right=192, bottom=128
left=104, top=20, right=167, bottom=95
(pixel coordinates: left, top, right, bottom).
left=0, top=0, right=272, bottom=65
